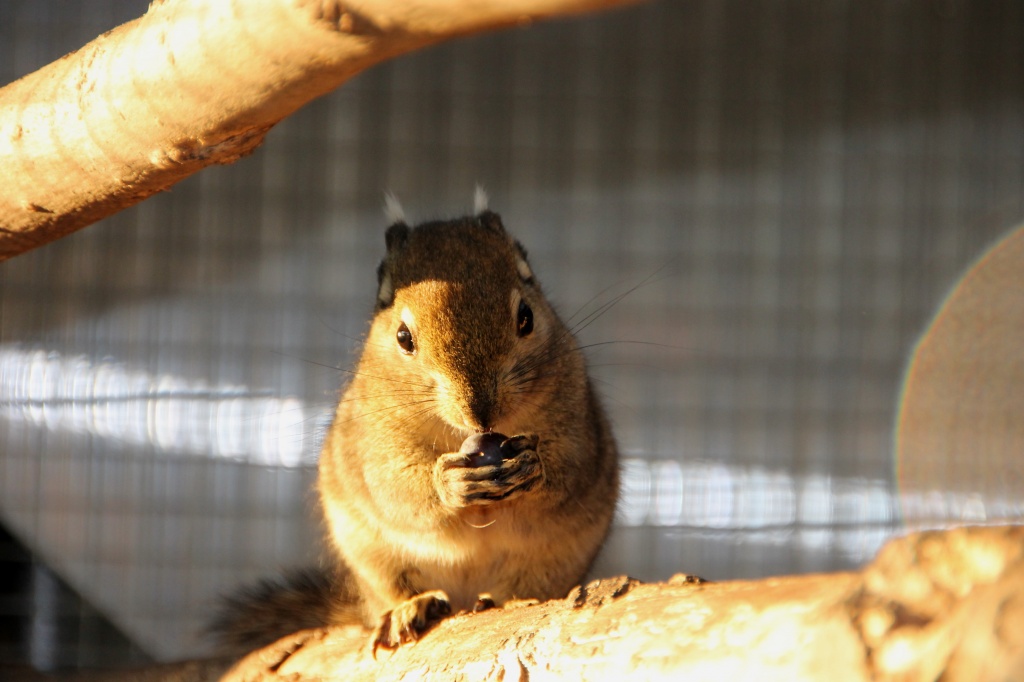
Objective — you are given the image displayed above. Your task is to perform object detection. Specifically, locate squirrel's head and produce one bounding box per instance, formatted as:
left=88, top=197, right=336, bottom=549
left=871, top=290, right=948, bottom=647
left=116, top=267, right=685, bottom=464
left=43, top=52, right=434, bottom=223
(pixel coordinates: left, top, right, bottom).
left=369, top=209, right=569, bottom=435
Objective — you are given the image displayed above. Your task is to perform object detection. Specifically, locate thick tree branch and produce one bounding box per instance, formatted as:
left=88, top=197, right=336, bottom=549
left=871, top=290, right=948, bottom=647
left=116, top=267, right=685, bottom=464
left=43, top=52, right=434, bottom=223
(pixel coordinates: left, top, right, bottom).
left=217, top=525, right=1024, bottom=681
left=12, top=525, right=1022, bottom=681
left=0, top=0, right=638, bottom=260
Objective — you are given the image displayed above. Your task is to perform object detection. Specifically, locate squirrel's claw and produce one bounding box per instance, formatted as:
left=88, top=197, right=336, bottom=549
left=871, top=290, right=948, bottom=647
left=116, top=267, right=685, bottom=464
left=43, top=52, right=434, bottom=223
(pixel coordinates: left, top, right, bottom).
left=370, top=590, right=451, bottom=657
left=465, top=449, right=542, bottom=503
left=499, top=433, right=540, bottom=455
left=472, top=593, right=496, bottom=612
left=434, top=434, right=544, bottom=509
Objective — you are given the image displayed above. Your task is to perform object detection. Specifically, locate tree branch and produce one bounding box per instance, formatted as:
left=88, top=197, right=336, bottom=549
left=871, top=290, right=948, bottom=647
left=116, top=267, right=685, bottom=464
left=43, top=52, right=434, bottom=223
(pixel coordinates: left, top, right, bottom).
left=0, top=0, right=639, bottom=260
left=13, top=525, right=1022, bottom=681
left=218, top=525, right=1024, bottom=681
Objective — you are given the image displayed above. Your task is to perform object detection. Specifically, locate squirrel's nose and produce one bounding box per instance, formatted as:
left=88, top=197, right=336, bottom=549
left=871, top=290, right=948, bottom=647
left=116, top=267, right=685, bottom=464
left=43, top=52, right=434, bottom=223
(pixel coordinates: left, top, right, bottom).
left=466, top=391, right=497, bottom=432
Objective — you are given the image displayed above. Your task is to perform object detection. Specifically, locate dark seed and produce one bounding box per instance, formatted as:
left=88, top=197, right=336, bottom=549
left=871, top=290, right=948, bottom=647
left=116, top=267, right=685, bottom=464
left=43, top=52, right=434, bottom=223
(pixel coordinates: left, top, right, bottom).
left=460, top=432, right=509, bottom=467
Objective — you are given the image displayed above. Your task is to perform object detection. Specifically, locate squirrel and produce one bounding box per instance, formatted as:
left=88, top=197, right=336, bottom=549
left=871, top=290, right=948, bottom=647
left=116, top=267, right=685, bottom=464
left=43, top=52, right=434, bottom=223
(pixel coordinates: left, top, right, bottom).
left=211, top=192, right=620, bottom=655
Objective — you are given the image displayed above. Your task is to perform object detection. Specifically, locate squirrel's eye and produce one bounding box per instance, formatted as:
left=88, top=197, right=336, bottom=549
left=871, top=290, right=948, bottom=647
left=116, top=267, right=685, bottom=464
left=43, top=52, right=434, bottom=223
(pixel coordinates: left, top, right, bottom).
left=396, top=323, right=415, bottom=354
left=517, top=300, right=534, bottom=337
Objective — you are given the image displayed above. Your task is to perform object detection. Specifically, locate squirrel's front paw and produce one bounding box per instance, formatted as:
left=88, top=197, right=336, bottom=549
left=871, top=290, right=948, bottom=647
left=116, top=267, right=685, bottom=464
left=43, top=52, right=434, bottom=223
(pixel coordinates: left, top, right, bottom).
left=372, top=590, right=451, bottom=655
left=435, top=434, right=543, bottom=508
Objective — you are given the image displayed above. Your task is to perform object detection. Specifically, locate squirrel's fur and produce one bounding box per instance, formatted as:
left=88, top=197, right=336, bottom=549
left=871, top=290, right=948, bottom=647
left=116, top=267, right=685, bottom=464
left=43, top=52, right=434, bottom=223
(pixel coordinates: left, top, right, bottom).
left=212, top=206, right=619, bottom=654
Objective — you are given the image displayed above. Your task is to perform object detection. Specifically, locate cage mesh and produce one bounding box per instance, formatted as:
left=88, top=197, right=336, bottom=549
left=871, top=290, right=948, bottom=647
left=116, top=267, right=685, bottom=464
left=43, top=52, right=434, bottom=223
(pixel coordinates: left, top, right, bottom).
left=1, top=0, right=1022, bottom=665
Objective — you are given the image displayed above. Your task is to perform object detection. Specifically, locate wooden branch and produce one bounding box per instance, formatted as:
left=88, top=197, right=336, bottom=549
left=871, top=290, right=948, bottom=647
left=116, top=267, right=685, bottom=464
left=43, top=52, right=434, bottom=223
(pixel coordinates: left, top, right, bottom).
left=0, top=0, right=638, bottom=261
left=215, top=525, right=1024, bottom=682
left=17, top=525, right=1022, bottom=681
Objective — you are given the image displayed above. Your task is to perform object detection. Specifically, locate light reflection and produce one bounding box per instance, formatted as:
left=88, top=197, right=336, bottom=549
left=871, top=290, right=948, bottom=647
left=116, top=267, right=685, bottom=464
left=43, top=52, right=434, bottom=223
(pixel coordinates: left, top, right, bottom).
left=0, top=347, right=316, bottom=467
left=634, top=457, right=857, bottom=530
left=798, top=475, right=833, bottom=525
left=620, top=454, right=1022, bottom=533
left=617, top=458, right=651, bottom=526
left=2, top=346, right=1020, bottom=540
left=651, top=459, right=684, bottom=525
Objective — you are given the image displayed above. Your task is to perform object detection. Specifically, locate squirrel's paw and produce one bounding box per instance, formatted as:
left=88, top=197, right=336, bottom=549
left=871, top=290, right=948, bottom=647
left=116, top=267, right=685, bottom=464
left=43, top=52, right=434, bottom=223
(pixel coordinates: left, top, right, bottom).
left=435, top=434, right=543, bottom=508
left=371, top=590, right=451, bottom=655
left=472, top=593, right=496, bottom=612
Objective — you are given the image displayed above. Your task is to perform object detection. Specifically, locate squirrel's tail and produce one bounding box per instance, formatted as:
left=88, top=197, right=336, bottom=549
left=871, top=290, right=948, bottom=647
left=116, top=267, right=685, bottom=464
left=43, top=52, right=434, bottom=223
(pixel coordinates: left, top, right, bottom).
left=207, top=565, right=363, bottom=658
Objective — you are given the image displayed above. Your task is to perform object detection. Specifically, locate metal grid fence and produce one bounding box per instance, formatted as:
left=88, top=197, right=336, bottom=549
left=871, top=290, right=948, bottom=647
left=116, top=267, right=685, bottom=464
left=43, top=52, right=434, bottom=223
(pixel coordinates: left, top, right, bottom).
left=1, top=0, right=1022, bottom=666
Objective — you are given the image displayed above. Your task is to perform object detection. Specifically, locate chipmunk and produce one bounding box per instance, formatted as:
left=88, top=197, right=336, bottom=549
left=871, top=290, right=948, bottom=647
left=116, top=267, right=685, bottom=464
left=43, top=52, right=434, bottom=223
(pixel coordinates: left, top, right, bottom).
left=212, top=191, right=620, bottom=655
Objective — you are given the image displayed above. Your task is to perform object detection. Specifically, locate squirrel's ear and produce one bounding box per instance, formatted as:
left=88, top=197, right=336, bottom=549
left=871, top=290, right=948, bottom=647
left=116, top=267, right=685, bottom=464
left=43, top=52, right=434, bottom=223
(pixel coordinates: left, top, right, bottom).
left=377, top=223, right=409, bottom=310
left=476, top=210, right=506, bottom=235
left=376, top=258, right=396, bottom=310
left=474, top=209, right=530, bottom=282
left=384, top=222, right=410, bottom=254
left=514, top=241, right=534, bottom=284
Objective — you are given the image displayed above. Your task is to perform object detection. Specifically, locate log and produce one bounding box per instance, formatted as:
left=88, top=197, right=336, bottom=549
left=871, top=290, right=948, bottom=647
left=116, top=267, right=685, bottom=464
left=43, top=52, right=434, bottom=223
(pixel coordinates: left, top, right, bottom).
left=217, top=525, right=1024, bottom=681
left=0, top=0, right=638, bottom=260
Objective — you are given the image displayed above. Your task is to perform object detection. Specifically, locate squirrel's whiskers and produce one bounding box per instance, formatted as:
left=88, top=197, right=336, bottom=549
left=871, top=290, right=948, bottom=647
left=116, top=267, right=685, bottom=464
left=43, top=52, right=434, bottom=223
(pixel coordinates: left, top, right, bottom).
left=212, top=203, right=619, bottom=656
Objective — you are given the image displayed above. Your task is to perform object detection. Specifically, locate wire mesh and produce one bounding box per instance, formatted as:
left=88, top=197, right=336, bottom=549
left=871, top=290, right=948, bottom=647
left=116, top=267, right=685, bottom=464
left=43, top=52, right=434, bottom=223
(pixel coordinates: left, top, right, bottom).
left=0, top=0, right=1022, bottom=665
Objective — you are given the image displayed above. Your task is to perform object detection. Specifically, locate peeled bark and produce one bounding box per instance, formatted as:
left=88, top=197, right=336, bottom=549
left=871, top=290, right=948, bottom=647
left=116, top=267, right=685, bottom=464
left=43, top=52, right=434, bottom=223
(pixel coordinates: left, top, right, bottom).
left=0, top=0, right=638, bottom=260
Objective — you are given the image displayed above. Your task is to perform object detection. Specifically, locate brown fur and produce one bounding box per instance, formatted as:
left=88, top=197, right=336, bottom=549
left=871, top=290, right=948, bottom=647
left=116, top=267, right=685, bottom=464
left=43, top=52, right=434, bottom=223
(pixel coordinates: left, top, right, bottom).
left=214, top=210, right=619, bottom=653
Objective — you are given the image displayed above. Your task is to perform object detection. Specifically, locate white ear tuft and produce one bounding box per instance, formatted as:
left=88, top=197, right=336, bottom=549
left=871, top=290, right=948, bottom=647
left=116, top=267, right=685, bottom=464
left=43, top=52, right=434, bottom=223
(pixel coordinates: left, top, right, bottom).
left=516, top=257, right=533, bottom=282
left=377, top=271, right=394, bottom=308
left=383, top=192, right=406, bottom=224
left=473, top=185, right=489, bottom=215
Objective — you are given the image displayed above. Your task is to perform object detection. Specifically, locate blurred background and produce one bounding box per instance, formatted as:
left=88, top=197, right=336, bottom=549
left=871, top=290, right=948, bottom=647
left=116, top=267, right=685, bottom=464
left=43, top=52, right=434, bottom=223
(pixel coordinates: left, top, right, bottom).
left=1, top=0, right=1023, bottom=670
